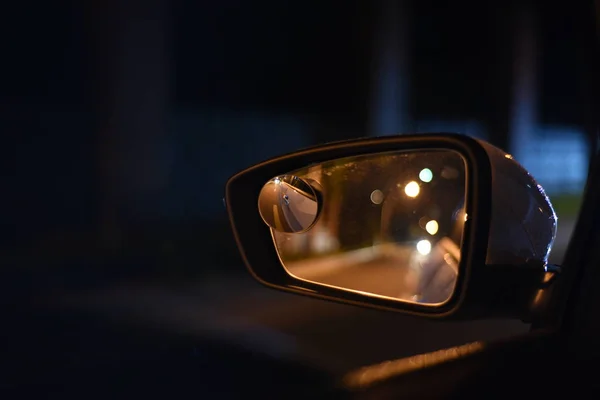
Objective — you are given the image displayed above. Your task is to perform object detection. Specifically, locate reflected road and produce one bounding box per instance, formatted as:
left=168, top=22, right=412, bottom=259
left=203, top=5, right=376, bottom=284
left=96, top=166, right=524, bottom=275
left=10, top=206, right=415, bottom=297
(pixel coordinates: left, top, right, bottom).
left=287, top=253, right=410, bottom=299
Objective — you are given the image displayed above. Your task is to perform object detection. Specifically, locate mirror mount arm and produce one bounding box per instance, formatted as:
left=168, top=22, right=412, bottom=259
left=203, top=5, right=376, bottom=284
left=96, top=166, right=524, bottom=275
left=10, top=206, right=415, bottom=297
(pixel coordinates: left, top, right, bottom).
left=543, top=263, right=562, bottom=283
left=460, top=261, right=561, bottom=322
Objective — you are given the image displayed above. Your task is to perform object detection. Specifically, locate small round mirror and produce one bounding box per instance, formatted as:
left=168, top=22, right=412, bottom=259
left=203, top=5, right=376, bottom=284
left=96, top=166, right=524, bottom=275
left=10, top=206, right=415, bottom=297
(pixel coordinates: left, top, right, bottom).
left=258, top=175, right=321, bottom=233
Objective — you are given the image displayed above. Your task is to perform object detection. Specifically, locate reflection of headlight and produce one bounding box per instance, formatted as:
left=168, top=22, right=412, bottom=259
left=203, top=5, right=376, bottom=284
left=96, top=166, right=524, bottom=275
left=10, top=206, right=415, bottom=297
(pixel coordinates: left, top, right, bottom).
left=416, top=239, right=432, bottom=255
left=419, top=168, right=433, bottom=183
left=404, top=181, right=420, bottom=197
left=425, top=220, right=439, bottom=235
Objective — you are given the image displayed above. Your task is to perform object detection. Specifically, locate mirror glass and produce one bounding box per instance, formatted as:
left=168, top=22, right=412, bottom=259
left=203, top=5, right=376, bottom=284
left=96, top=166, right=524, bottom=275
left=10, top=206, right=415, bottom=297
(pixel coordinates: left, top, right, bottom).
left=258, top=150, right=468, bottom=306
left=258, top=175, right=321, bottom=233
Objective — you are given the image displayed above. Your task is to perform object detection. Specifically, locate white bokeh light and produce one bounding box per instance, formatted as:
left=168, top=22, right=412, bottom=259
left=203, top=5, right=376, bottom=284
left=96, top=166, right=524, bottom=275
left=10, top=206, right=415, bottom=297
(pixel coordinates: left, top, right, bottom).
left=419, top=168, right=433, bottom=183
left=417, top=239, right=432, bottom=255
left=425, top=220, right=439, bottom=235
left=404, top=181, right=420, bottom=197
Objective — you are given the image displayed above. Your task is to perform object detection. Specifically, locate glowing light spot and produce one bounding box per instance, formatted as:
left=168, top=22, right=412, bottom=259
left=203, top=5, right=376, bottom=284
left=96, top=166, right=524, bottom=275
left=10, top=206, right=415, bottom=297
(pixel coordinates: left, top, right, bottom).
left=417, top=240, right=432, bottom=255
left=370, top=189, right=384, bottom=204
left=425, top=220, right=439, bottom=235
left=404, top=181, right=420, bottom=198
left=419, top=168, right=433, bottom=183
left=505, top=154, right=513, bottom=159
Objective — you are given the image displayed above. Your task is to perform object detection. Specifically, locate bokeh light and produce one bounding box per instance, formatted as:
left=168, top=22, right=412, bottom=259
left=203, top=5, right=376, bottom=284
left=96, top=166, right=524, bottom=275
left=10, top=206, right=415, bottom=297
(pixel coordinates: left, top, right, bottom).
left=425, top=220, right=439, bottom=235
left=417, top=239, right=432, bottom=255
left=404, top=181, right=420, bottom=197
left=419, top=168, right=433, bottom=183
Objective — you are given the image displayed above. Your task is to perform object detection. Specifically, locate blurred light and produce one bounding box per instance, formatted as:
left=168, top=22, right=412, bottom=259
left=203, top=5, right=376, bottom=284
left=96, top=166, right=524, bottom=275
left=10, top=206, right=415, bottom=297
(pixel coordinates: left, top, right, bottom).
left=425, top=220, right=439, bottom=235
left=464, top=213, right=468, bottom=222
left=419, top=168, right=433, bottom=183
left=505, top=154, right=513, bottom=159
left=404, top=181, right=420, bottom=197
left=441, top=167, right=459, bottom=180
left=370, top=189, right=384, bottom=204
left=428, top=205, right=441, bottom=219
left=417, top=240, right=431, bottom=255
left=274, top=177, right=281, bottom=184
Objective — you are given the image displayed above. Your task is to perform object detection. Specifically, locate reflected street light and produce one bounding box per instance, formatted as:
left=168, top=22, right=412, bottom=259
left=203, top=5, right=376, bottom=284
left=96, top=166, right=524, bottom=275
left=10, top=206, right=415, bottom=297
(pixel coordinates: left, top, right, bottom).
left=405, top=181, right=420, bottom=197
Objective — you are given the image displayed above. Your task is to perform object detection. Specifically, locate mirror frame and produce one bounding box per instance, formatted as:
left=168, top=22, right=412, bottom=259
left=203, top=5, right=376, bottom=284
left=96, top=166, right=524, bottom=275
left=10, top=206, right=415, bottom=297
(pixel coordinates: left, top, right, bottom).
left=226, top=133, right=494, bottom=318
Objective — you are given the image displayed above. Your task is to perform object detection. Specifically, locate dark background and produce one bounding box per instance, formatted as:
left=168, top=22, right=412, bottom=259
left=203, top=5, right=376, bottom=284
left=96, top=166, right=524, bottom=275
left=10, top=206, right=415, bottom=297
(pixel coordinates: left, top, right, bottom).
left=2, top=0, right=597, bottom=268
left=1, top=0, right=599, bottom=390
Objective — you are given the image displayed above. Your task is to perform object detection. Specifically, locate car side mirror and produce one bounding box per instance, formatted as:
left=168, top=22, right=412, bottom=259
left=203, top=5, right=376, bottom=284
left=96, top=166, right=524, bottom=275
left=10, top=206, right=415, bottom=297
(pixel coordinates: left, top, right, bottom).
left=225, top=134, right=560, bottom=322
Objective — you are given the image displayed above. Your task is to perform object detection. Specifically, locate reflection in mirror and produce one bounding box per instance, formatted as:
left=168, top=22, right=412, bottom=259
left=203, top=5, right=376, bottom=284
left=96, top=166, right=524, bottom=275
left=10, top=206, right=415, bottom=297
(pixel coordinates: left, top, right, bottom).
left=259, top=150, right=467, bottom=305
left=258, top=175, right=321, bottom=233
